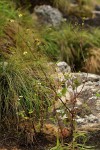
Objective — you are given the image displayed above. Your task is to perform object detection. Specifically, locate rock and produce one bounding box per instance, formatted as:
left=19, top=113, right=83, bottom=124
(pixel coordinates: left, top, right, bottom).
left=84, top=16, right=100, bottom=27
left=51, top=68, right=100, bottom=124
left=92, top=10, right=100, bottom=17
left=51, top=61, right=71, bottom=82
left=78, top=123, right=100, bottom=149
left=34, top=5, right=63, bottom=27
left=87, top=114, right=98, bottom=123
left=56, top=61, right=71, bottom=73
left=54, top=72, right=100, bottom=124
left=70, top=72, right=100, bottom=83
left=50, top=68, right=100, bottom=147
left=76, top=117, right=85, bottom=125
left=51, top=69, right=100, bottom=148
left=76, top=81, right=100, bottom=115
left=95, top=5, right=100, bottom=11
left=70, top=0, right=77, bottom=4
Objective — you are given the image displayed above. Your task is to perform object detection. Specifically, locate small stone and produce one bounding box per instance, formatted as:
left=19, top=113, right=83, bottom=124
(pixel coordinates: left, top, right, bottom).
left=95, top=5, right=100, bottom=11
left=76, top=118, right=85, bottom=124
left=57, top=61, right=71, bottom=73
left=96, top=100, right=100, bottom=111
left=88, top=114, right=98, bottom=123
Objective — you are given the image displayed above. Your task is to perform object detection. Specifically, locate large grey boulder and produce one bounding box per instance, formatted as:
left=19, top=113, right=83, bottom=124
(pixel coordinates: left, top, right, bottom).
left=34, top=5, right=63, bottom=27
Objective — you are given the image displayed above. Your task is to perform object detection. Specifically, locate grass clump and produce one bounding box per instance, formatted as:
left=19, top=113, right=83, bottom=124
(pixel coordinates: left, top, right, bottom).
left=0, top=49, right=51, bottom=119
left=0, top=2, right=55, bottom=131
left=57, top=25, right=100, bottom=71
left=0, top=0, right=35, bottom=37
left=0, top=0, right=17, bottom=35
left=37, top=26, right=60, bottom=61
left=37, top=23, right=100, bottom=73
left=0, top=34, right=54, bottom=130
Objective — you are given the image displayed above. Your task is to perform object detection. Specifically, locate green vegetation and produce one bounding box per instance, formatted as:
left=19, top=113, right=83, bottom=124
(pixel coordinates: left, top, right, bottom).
left=0, top=0, right=54, bottom=131
left=38, top=23, right=100, bottom=72
left=0, top=0, right=100, bottom=149
left=0, top=40, right=53, bottom=125
left=0, top=0, right=17, bottom=35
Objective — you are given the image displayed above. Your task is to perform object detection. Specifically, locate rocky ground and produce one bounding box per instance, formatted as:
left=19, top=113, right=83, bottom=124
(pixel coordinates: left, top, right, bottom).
left=52, top=62, right=100, bottom=149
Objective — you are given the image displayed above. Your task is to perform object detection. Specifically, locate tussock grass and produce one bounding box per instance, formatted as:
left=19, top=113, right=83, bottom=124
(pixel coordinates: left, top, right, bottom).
left=53, top=0, right=70, bottom=14
left=53, top=0, right=93, bottom=18
left=0, top=34, right=54, bottom=130
left=38, top=23, right=100, bottom=73
left=83, top=48, right=100, bottom=74
left=0, top=0, right=34, bottom=37
left=0, top=0, right=17, bottom=35
left=0, top=4, right=54, bottom=130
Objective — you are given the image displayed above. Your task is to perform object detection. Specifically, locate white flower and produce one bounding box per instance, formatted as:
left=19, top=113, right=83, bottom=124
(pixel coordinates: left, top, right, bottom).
left=26, top=29, right=30, bottom=31
left=38, top=82, right=41, bottom=85
left=10, top=19, right=14, bottom=22
left=23, top=51, right=27, bottom=55
left=19, top=14, right=23, bottom=17
left=19, top=95, right=23, bottom=98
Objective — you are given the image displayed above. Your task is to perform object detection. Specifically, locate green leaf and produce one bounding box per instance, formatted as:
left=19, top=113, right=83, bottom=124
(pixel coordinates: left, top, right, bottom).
left=61, top=87, right=67, bottom=96
left=96, top=92, right=100, bottom=98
